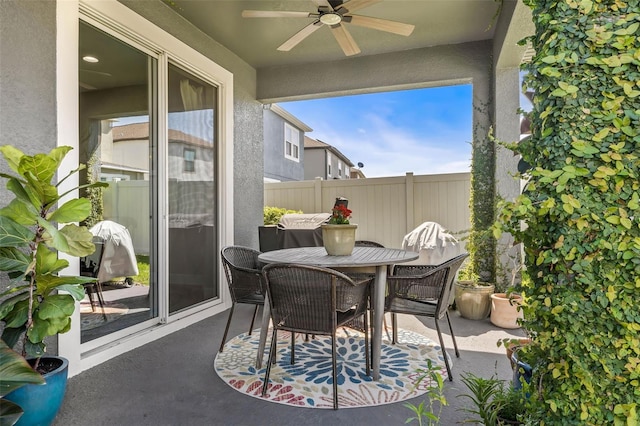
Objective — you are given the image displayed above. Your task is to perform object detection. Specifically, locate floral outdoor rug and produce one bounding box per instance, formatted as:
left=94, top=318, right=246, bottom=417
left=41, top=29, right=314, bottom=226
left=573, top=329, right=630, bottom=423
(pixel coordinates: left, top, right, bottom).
left=80, top=301, right=129, bottom=331
left=214, top=328, right=449, bottom=409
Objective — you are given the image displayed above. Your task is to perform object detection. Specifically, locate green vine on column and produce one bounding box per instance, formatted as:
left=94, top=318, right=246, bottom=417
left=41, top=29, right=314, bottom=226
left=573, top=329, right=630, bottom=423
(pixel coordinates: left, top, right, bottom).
left=469, top=101, right=497, bottom=284
left=495, top=1, right=640, bottom=423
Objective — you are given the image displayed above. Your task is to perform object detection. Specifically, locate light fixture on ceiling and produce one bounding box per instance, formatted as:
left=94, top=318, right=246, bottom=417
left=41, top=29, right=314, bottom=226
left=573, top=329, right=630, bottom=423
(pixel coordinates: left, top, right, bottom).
left=319, top=12, right=342, bottom=26
left=242, top=0, right=415, bottom=57
left=82, top=55, right=99, bottom=63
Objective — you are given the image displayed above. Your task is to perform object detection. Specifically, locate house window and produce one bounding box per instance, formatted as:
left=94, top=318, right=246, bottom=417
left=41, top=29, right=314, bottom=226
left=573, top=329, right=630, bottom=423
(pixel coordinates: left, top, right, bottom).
left=327, top=152, right=332, bottom=177
left=184, top=148, right=196, bottom=172
left=284, top=123, right=299, bottom=161
left=338, top=160, right=342, bottom=178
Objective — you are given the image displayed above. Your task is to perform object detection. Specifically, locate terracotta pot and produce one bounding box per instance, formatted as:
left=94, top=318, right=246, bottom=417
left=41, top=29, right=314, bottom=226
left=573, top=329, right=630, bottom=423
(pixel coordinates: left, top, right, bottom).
left=454, top=281, right=494, bottom=319
left=321, top=224, right=357, bottom=256
left=506, top=338, right=531, bottom=369
left=490, top=293, right=523, bottom=329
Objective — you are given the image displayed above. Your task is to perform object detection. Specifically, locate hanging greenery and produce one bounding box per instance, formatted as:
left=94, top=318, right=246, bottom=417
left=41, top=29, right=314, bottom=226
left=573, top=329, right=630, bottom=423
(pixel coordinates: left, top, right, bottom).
left=496, top=1, right=640, bottom=424
left=84, top=153, right=103, bottom=228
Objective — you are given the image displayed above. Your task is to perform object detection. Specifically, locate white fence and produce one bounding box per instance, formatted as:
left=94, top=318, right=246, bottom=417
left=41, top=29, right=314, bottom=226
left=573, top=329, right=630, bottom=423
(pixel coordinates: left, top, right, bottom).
left=103, top=181, right=150, bottom=255
left=265, top=172, right=472, bottom=249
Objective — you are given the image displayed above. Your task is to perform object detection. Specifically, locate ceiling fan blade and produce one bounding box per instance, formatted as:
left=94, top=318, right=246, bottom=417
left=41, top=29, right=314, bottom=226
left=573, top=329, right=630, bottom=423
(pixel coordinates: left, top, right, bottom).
left=311, top=0, right=334, bottom=11
left=278, top=21, right=324, bottom=51
left=345, top=15, right=414, bottom=36
left=336, top=0, right=381, bottom=14
left=330, top=23, right=361, bottom=56
left=242, top=10, right=314, bottom=18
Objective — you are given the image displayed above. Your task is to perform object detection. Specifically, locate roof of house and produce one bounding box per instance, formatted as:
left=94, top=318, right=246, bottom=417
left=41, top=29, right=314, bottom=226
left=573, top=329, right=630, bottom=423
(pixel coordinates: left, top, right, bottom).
left=100, top=160, right=149, bottom=174
left=268, top=104, right=312, bottom=132
left=112, top=123, right=212, bottom=148
left=303, top=136, right=354, bottom=167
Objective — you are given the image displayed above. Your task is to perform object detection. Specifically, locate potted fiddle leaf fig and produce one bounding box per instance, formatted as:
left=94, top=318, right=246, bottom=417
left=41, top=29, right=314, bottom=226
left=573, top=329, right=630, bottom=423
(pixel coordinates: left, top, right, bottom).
left=0, top=145, right=107, bottom=426
left=0, top=340, right=45, bottom=425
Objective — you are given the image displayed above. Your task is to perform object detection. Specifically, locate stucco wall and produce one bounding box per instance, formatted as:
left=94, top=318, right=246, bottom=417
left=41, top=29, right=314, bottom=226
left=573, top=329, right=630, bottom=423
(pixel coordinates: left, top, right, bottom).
left=120, top=0, right=264, bottom=248
left=0, top=1, right=58, bottom=206
left=0, top=0, right=60, bottom=353
left=263, top=108, right=304, bottom=182
left=255, top=41, right=488, bottom=103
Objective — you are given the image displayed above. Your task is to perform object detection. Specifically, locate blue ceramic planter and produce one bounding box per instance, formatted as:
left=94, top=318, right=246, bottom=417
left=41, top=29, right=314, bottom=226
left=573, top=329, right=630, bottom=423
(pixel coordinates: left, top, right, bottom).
left=511, top=349, right=532, bottom=390
left=4, top=356, right=69, bottom=426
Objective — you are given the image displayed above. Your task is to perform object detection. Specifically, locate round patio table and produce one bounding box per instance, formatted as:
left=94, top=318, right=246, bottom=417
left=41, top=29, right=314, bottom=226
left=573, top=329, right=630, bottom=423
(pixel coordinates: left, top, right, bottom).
left=257, top=246, right=419, bottom=380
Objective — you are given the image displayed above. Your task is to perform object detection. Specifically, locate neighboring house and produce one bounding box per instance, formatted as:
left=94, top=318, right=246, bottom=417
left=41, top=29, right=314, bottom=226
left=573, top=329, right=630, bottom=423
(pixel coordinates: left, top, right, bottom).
left=1, top=1, right=529, bottom=377
left=350, top=166, right=366, bottom=179
left=304, top=136, right=354, bottom=180
left=108, top=121, right=214, bottom=182
left=263, top=104, right=312, bottom=182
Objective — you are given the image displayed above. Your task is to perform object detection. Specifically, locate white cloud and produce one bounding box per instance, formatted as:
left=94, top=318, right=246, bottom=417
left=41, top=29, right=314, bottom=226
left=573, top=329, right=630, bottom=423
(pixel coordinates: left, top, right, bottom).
left=308, top=111, right=471, bottom=178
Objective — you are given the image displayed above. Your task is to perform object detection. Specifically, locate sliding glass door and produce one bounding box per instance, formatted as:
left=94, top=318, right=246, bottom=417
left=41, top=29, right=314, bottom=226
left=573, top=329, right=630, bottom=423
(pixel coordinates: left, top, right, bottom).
left=167, top=64, right=218, bottom=313
left=79, top=21, right=156, bottom=343
left=79, top=19, right=220, bottom=344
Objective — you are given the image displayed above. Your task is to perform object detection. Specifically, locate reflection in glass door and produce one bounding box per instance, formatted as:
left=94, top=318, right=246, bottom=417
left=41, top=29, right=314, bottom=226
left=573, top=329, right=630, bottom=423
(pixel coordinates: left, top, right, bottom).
left=167, top=64, right=218, bottom=313
left=79, top=21, right=156, bottom=343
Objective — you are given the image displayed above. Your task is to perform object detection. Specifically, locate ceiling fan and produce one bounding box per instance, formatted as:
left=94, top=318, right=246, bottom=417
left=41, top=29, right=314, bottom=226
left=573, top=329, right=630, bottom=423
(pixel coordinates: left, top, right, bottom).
left=242, top=0, right=415, bottom=57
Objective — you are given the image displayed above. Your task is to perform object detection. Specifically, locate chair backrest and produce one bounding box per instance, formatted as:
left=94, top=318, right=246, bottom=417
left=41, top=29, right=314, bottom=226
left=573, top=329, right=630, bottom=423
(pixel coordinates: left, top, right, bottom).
left=262, top=263, right=370, bottom=335
left=389, top=253, right=469, bottom=319
left=80, top=236, right=105, bottom=278
left=355, top=240, right=384, bottom=248
left=220, top=246, right=264, bottom=303
left=436, top=253, right=469, bottom=315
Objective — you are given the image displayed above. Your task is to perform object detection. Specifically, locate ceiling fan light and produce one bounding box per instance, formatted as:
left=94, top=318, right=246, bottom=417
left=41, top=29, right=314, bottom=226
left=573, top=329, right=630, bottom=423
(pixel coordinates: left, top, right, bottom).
left=320, top=13, right=342, bottom=26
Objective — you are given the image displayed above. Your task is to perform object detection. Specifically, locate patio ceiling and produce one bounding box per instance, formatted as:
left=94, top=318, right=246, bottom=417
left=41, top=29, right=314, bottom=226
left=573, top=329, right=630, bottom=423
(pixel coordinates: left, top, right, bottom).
left=152, top=0, right=534, bottom=102
left=82, top=1, right=533, bottom=102
left=164, top=0, right=506, bottom=69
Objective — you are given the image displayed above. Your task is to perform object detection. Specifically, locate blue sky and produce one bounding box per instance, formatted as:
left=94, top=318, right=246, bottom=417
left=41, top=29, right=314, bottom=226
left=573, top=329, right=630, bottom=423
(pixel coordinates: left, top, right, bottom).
left=282, top=85, right=473, bottom=178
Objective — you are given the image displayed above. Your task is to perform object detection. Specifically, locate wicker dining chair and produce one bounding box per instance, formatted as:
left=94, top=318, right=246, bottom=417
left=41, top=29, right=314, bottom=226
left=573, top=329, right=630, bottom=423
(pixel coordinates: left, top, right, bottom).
left=80, top=237, right=107, bottom=320
left=219, top=245, right=265, bottom=353
left=354, top=240, right=384, bottom=248
left=344, top=240, right=389, bottom=344
left=261, top=263, right=373, bottom=410
left=385, top=253, right=469, bottom=381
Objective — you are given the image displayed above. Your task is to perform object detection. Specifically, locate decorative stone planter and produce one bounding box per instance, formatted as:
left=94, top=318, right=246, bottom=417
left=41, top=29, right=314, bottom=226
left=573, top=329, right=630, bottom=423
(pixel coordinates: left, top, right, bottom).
left=321, top=224, right=357, bottom=256
left=454, top=281, right=494, bottom=320
left=490, top=293, right=523, bottom=329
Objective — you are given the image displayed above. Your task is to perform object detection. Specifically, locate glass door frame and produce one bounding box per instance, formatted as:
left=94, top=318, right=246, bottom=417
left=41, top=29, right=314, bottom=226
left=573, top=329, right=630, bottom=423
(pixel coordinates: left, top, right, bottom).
left=59, top=0, right=235, bottom=376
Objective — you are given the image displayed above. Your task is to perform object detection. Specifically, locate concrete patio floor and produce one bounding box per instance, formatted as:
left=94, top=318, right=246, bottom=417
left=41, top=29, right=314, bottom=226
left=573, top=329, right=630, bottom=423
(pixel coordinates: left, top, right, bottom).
left=55, top=305, right=526, bottom=425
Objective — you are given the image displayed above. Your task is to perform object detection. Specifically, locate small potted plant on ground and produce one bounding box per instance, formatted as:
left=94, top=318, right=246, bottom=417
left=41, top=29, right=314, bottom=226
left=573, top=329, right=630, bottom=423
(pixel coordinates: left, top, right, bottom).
left=494, top=384, right=526, bottom=425
left=458, top=371, right=527, bottom=425
left=458, top=371, right=503, bottom=425
left=0, top=146, right=107, bottom=425
left=490, top=245, right=525, bottom=329
left=498, top=337, right=532, bottom=370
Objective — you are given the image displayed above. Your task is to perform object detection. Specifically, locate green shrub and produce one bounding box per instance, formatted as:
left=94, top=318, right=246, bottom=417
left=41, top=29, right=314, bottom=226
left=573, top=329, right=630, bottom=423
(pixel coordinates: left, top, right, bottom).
left=495, top=2, right=640, bottom=424
left=263, top=206, right=302, bottom=225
